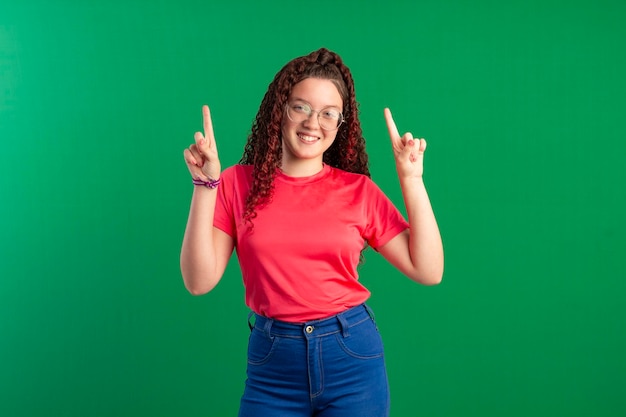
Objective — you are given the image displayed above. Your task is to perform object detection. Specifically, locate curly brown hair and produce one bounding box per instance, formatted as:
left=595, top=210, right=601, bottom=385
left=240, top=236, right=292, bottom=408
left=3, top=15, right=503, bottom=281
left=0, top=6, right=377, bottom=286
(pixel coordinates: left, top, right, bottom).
left=239, top=48, right=370, bottom=225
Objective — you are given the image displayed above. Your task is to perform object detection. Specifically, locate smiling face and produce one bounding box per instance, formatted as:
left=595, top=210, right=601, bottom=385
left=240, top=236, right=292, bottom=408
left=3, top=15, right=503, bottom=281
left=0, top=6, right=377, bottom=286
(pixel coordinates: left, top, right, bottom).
left=280, top=77, right=343, bottom=176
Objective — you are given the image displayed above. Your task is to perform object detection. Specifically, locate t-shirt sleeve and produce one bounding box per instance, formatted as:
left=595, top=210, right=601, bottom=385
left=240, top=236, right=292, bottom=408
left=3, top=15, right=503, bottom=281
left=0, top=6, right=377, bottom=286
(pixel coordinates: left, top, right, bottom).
left=213, top=166, right=237, bottom=239
left=363, top=179, right=410, bottom=249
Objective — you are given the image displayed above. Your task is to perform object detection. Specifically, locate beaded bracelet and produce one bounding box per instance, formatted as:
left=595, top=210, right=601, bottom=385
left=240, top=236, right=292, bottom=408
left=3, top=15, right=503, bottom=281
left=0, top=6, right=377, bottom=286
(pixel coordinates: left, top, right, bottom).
left=192, top=177, right=221, bottom=189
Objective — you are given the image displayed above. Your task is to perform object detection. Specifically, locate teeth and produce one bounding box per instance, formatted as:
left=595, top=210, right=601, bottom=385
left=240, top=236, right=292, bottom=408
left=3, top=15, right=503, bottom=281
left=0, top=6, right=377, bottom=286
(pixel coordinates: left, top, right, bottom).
left=298, top=133, right=318, bottom=142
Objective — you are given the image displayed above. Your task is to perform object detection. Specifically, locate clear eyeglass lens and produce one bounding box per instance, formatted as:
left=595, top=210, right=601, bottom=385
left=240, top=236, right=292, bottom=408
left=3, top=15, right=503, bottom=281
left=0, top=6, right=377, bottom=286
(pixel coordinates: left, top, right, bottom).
left=287, top=103, right=343, bottom=131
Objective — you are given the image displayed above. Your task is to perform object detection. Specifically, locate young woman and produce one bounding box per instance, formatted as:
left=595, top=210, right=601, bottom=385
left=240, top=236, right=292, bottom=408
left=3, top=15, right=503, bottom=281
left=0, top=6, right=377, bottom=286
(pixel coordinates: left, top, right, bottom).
left=181, top=48, right=443, bottom=417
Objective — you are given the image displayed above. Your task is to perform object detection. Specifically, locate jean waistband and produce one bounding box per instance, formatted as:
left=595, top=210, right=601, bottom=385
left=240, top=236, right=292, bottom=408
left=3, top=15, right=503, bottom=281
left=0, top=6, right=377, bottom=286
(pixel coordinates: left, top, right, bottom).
left=250, top=304, right=375, bottom=338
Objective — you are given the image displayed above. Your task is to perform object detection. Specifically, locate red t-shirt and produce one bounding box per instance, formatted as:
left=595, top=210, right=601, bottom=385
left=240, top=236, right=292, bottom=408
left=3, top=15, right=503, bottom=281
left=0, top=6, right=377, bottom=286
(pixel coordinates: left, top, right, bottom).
left=214, top=164, right=409, bottom=322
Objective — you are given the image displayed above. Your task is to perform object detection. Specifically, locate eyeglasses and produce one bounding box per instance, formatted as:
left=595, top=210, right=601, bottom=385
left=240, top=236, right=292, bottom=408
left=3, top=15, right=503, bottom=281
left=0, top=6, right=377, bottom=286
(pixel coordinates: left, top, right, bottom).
left=285, top=101, right=344, bottom=131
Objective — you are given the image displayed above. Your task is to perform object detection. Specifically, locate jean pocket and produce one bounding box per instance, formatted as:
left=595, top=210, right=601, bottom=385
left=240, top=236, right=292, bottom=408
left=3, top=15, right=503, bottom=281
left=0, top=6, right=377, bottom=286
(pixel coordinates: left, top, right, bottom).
left=335, top=318, right=385, bottom=359
left=247, top=329, right=280, bottom=365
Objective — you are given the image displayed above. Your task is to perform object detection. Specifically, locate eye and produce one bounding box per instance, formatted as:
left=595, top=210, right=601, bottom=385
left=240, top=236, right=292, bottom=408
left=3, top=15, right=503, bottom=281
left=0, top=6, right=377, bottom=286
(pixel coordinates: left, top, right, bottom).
left=321, top=109, right=340, bottom=120
left=291, top=103, right=311, bottom=114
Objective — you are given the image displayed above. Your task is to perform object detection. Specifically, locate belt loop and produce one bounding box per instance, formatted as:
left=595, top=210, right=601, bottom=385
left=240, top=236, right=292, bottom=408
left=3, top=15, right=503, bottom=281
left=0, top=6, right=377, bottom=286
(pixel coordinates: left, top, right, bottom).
left=263, top=316, right=274, bottom=337
left=337, top=311, right=350, bottom=337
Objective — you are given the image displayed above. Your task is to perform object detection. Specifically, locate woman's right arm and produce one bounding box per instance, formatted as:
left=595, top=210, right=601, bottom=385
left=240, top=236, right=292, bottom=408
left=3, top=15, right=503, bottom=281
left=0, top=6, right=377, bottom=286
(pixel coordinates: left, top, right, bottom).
left=180, top=105, right=235, bottom=295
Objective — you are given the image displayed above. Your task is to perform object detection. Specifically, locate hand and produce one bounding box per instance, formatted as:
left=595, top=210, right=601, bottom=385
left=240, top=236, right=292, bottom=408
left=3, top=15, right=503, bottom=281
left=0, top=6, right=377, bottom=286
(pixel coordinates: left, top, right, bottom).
left=384, top=108, right=426, bottom=179
left=183, top=105, right=221, bottom=181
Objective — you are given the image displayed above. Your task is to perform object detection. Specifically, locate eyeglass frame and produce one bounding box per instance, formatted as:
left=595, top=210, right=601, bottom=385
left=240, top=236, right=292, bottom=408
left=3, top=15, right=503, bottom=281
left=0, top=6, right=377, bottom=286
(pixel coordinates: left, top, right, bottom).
left=284, top=100, right=345, bottom=131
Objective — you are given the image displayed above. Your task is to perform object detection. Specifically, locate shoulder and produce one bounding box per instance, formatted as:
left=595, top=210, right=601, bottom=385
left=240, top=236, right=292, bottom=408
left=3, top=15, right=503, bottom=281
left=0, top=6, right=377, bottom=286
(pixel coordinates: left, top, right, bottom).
left=221, top=164, right=253, bottom=182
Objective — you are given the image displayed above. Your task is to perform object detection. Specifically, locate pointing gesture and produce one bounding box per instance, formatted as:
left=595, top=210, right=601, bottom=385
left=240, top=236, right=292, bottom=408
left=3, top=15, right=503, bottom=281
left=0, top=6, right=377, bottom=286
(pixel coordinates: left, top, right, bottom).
left=183, top=105, right=221, bottom=182
left=384, top=108, right=426, bottom=179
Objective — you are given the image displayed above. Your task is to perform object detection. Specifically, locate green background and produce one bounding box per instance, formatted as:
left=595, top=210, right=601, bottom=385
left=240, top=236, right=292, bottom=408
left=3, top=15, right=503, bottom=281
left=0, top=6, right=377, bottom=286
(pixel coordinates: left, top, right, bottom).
left=1, top=0, right=625, bottom=416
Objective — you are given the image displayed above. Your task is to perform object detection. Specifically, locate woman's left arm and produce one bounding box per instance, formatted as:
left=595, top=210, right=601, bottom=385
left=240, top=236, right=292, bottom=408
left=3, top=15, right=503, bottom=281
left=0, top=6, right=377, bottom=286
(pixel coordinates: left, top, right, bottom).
left=377, top=108, right=444, bottom=285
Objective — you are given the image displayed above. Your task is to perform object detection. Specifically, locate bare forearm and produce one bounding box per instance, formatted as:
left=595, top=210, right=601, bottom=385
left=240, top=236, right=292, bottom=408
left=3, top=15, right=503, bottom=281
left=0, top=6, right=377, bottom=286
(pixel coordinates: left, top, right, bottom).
left=399, top=177, right=444, bottom=284
left=180, top=187, right=221, bottom=294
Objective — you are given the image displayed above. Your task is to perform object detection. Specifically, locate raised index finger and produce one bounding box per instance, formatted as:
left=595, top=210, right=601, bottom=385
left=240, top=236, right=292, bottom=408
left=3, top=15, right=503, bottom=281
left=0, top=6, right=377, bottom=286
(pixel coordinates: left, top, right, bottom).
left=202, top=105, right=215, bottom=144
left=384, top=107, right=402, bottom=145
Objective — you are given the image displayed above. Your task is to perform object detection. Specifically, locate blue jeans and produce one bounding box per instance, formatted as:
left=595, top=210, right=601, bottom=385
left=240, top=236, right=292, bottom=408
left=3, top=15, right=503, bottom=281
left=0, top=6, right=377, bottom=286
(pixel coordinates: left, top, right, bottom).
left=238, top=304, right=390, bottom=417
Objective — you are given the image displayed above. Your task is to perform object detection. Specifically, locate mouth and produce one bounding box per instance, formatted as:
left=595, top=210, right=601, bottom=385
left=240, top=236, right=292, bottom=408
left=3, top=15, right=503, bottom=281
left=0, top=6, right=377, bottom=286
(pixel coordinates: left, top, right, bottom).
left=297, top=133, right=320, bottom=143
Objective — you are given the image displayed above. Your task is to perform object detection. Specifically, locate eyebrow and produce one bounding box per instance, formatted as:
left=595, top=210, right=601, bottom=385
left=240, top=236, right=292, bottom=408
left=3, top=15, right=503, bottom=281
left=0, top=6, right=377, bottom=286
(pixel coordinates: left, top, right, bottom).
left=290, top=97, right=342, bottom=110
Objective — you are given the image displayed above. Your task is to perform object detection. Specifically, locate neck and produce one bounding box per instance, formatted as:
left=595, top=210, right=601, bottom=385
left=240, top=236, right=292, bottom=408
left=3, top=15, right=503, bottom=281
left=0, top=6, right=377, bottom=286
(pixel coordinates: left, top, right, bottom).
left=280, top=158, right=324, bottom=178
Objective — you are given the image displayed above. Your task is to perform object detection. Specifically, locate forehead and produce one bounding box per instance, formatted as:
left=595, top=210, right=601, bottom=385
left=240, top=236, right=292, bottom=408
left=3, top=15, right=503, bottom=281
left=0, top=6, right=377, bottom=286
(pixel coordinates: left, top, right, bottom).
left=290, top=78, right=343, bottom=108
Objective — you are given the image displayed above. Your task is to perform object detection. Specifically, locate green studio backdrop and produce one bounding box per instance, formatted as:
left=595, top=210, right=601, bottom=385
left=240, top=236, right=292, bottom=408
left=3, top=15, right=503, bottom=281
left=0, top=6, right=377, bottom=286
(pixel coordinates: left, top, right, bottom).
left=1, top=0, right=625, bottom=416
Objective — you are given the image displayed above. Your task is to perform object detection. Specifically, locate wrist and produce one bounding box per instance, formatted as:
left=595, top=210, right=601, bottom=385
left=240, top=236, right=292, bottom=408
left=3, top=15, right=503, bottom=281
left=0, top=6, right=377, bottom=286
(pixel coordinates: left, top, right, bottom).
left=398, top=174, right=424, bottom=185
left=192, top=177, right=221, bottom=189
